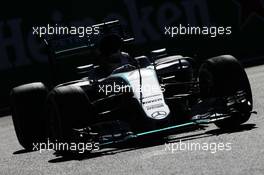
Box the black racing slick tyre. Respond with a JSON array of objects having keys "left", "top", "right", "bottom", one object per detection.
[
  {"left": 199, "top": 55, "right": 253, "bottom": 129},
  {"left": 10, "top": 82, "right": 48, "bottom": 150},
  {"left": 47, "top": 85, "right": 94, "bottom": 143}
]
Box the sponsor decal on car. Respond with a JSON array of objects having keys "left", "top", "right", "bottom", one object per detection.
[{"left": 146, "top": 104, "right": 164, "bottom": 111}]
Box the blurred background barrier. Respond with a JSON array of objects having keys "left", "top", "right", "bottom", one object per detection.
[{"left": 0, "top": 0, "right": 264, "bottom": 116}]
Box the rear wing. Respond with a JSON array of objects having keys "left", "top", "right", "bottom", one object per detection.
[
  {"left": 43, "top": 20, "right": 134, "bottom": 59},
  {"left": 42, "top": 20, "right": 134, "bottom": 85}
]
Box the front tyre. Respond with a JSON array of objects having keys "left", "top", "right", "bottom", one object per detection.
[
  {"left": 47, "top": 85, "right": 95, "bottom": 143},
  {"left": 199, "top": 55, "right": 253, "bottom": 129},
  {"left": 10, "top": 82, "right": 48, "bottom": 150}
]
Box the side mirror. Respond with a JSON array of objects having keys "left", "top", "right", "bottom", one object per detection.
[
  {"left": 76, "top": 64, "right": 100, "bottom": 79},
  {"left": 135, "top": 56, "right": 151, "bottom": 68},
  {"left": 150, "top": 48, "right": 167, "bottom": 61}
]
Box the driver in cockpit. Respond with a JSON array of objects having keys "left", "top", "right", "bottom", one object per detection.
[{"left": 98, "top": 34, "right": 136, "bottom": 76}]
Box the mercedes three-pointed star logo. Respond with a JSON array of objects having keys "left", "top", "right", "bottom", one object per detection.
[{"left": 151, "top": 111, "right": 167, "bottom": 119}]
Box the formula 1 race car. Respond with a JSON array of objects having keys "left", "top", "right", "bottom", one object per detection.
[{"left": 10, "top": 21, "right": 254, "bottom": 152}]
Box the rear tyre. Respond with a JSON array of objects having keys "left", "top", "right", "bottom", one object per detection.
[
  {"left": 10, "top": 82, "right": 48, "bottom": 150},
  {"left": 199, "top": 55, "right": 253, "bottom": 129},
  {"left": 47, "top": 85, "right": 94, "bottom": 143}
]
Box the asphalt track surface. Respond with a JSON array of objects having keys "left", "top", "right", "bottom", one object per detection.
[{"left": 0, "top": 65, "right": 263, "bottom": 175}]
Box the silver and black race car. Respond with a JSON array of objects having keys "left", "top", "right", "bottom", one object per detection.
[{"left": 10, "top": 21, "right": 255, "bottom": 153}]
